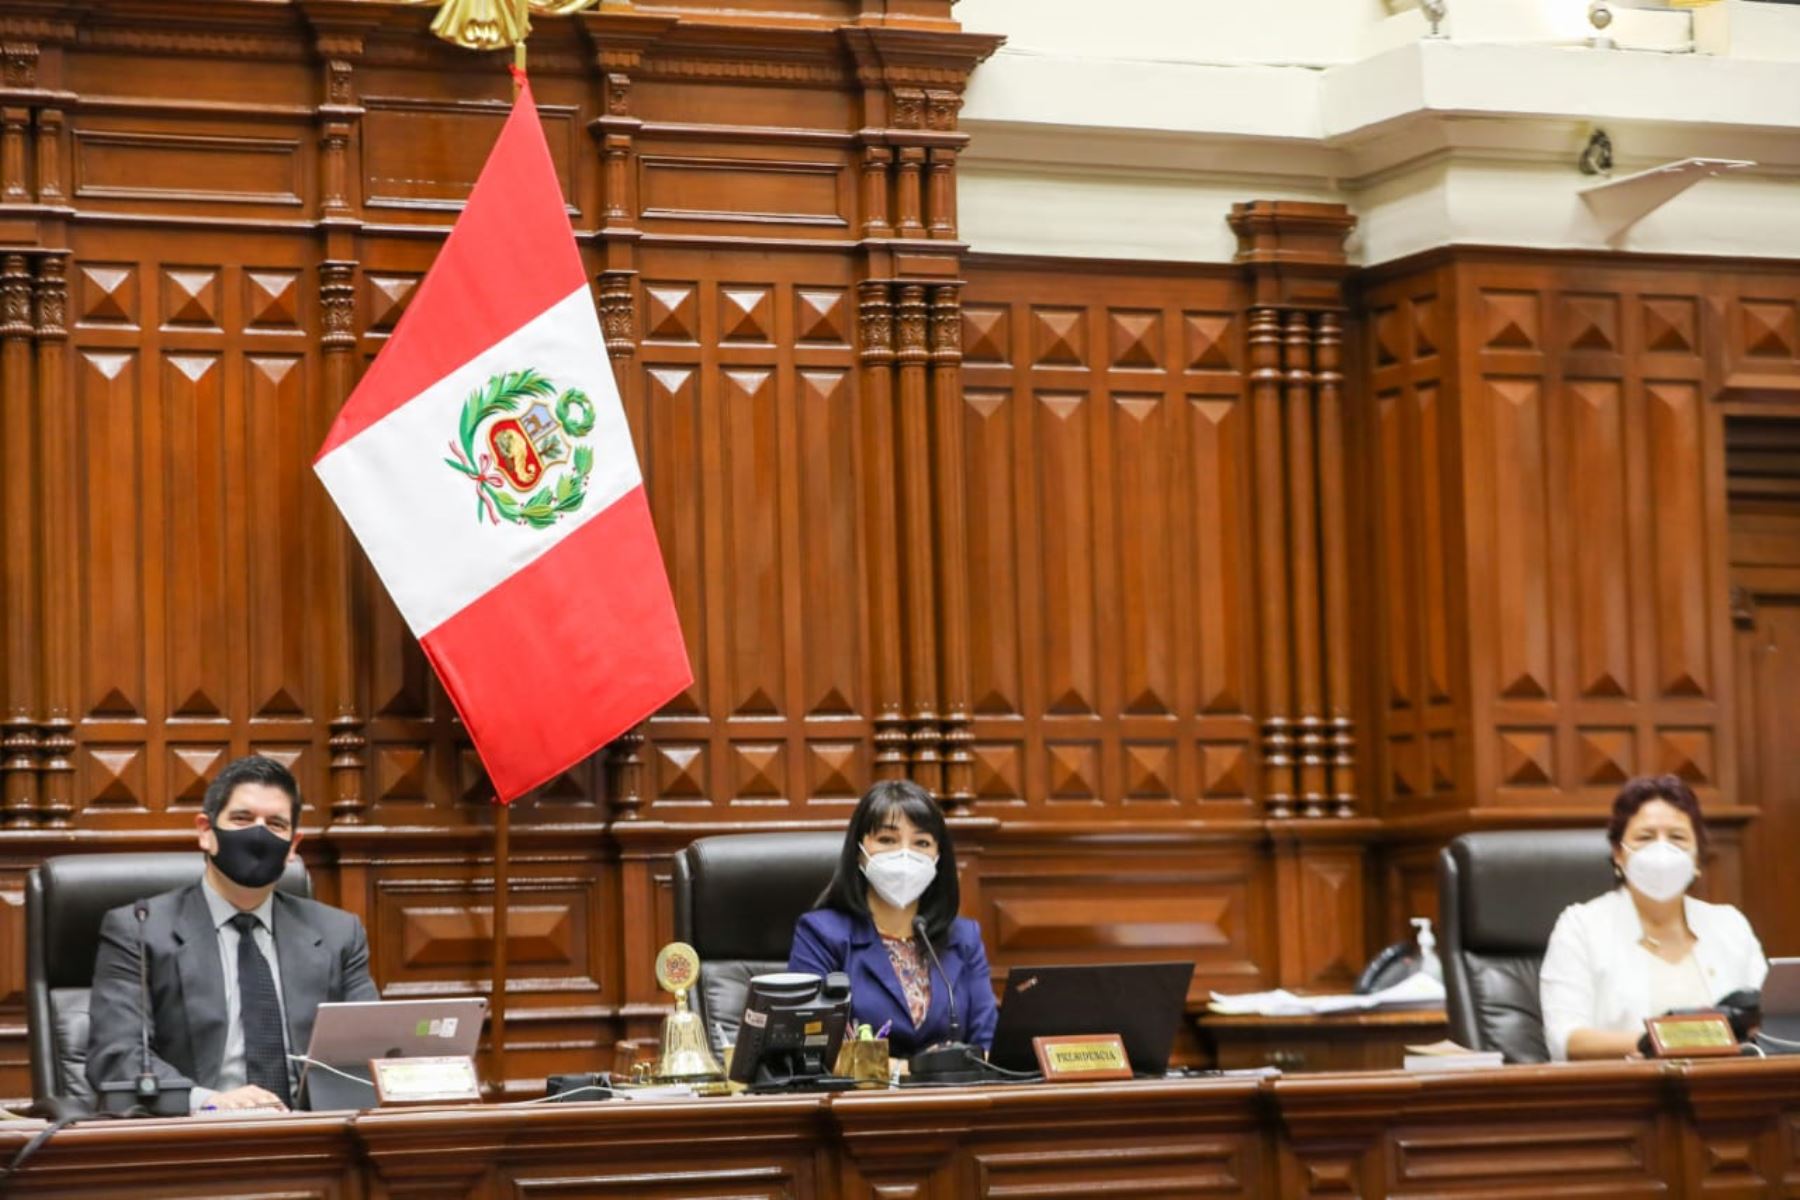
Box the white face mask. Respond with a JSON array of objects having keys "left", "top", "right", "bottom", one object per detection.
[
  {"left": 861, "top": 847, "right": 937, "bottom": 909},
  {"left": 1623, "top": 839, "right": 1696, "bottom": 903}
]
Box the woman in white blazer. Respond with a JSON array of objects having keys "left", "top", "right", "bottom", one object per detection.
[{"left": 1540, "top": 775, "right": 1767, "bottom": 1060}]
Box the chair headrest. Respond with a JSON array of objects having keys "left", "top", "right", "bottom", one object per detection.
[
  {"left": 1444, "top": 830, "right": 1616, "bottom": 953},
  {"left": 675, "top": 832, "right": 843, "bottom": 962},
  {"left": 32, "top": 852, "right": 311, "bottom": 988}
]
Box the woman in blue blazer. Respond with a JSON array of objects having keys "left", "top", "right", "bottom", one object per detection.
[{"left": 789, "top": 780, "right": 998, "bottom": 1057}]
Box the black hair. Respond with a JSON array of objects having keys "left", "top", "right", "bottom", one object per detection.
[
  {"left": 817, "top": 780, "right": 960, "bottom": 945},
  {"left": 202, "top": 755, "right": 303, "bottom": 829},
  {"left": 1607, "top": 773, "right": 1708, "bottom": 857}
]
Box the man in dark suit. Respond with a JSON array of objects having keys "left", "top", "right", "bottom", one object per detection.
[{"left": 86, "top": 755, "right": 377, "bottom": 1111}]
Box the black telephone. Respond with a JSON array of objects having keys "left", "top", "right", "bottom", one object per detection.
[{"left": 1355, "top": 940, "right": 1421, "bottom": 995}]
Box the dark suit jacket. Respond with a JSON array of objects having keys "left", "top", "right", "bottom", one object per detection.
[
  {"left": 788, "top": 908, "right": 998, "bottom": 1056},
  {"left": 85, "top": 881, "right": 377, "bottom": 1102}
]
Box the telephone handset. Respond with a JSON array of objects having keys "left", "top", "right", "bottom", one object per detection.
[{"left": 1355, "top": 940, "right": 1420, "bottom": 995}]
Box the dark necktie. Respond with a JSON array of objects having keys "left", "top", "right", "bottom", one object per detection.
[{"left": 229, "top": 912, "right": 291, "bottom": 1107}]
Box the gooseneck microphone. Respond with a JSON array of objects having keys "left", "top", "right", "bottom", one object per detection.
[
  {"left": 913, "top": 917, "right": 962, "bottom": 1044},
  {"left": 97, "top": 900, "right": 191, "bottom": 1116},
  {"left": 133, "top": 900, "right": 157, "bottom": 1103}
]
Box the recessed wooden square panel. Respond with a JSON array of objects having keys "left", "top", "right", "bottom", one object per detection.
[
  {"left": 76, "top": 263, "right": 137, "bottom": 325},
  {"left": 82, "top": 744, "right": 146, "bottom": 811},
  {"left": 1199, "top": 742, "right": 1249, "bottom": 799},
  {"left": 375, "top": 745, "right": 430, "bottom": 803},
  {"left": 396, "top": 896, "right": 577, "bottom": 970},
  {"left": 1031, "top": 306, "right": 1085, "bottom": 366},
  {"left": 160, "top": 266, "right": 220, "bottom": 328},
  {"left": 971, "top": 742, "right": 1023, "bottom": 800},
  {"left": 655, "top": 742, "right": 708, "bottom": 802},
  {"left": 1740, "top": 298, "right": 1797, "bottom": 359},
  {"left": 963, "top": 304, "right": 1008, "bottom": 363},
  {"left": 1122, "top": 741, "right": 1174, "bottom": 800},
  {"left": 719, "top": 284, "right": 774, "bottom": 342},
  {"left": 731, "top": 741, "right": 786, "bottom": 801},
  {"left": 793, "top": 286, "right": 847, "bottom": 343},
  {"left": 1045, "top": 741, "right": 1099, "bottom": 801},
  {"left": 365, "top": 274, "right": 419, "bottom": 332},
  {"left": 1481, "top": 289, "right": 1539, "bottom": 351},
  {"left": 1578, "top": 728, "right": 1634, "bottom": 786},
  {"left": 1657, "top": 728, "right": 1714, "bottom": 784},
  {"left": 244, "top": 269, "right": 300, "bottom": 330},
  {"left": 167, "top": 744, "right": 226, "bottom": 808},
  {"left": 1498, "top": 728, "right": 1555, "bottom": 788},
  {"left": 1642, "top": 295, "right": 1697, "bottom": 354},
  {"left": 1562, "top": 292, "right": 1618, "bottom": 352},
  {"left": 643, "top": 282, "right": 698, "bottom": 341},
  {"left": 1183, "top": 311, "right": 1234, "bottom": 370},
  {"left": 1412, "top": 294, "right": 1438, "bottom": 357},
  {"left": 1108, "top": 308, "right": 1162, "bottom": 369},
  {"left": 1372, "top": 305, "right": 1402, "bottom": 366},
  {"left": 805, "top": 741, "right": 861, "bottom": 800}
]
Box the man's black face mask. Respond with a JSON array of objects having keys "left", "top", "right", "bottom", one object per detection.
[{"left": 209, "top": 820, "right": 291, "bottom": 889}]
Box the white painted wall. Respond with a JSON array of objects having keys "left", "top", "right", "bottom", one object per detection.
[{"left": 955, "top": 1, "right": 1800, "bottom": 264}]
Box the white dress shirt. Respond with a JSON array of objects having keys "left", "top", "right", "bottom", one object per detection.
[
  {"left": 194, "top": 879, "right": 294, "bottom": 1109},
  {"left": 1539, "top": 886, "right": 1767, "bottom": 1061}
]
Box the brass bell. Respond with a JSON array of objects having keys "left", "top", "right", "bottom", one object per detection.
[{"left": 653, "top": 942, "right": 724, "bottom": 1083}]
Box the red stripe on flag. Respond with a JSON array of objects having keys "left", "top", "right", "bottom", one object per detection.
[
  {"left": 419, "top": 486, "right": 692, "bottom": 803},
  {"left": 316, "top": 79, "right": 587, "bottom": 460}
]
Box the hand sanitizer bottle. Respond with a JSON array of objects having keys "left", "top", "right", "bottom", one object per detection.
[{"left": 1411, "top": 917, "right": 1443, "bottom": 983}]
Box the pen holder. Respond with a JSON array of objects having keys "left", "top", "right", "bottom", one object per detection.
[{"left": 834, "top": 1037, "right": 890, "bottom": 1084}]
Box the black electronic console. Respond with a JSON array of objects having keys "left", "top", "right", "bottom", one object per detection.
[{"left": 727, "top": 971, "right": 855, "bottom": 1093}]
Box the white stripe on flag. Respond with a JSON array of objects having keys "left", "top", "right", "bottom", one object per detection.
[{"left": 315, "top": 287, "right": 641, "bottom": 635}]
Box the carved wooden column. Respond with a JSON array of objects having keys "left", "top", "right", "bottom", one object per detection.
[
  {"left": 1314, "top": 310, "right": 1357, "bottom": 815},
  {"left": 1246, "top": 304, "right": 1294, "bottom": 818},
  {"left": 1283, "top": 310, "right": 1326, "bottom": 816},
  {"left": 33, "top": 253, "right": 70, "bottom": 827},
  {"left": 309, "top": 28, "right": 373, "bottom": 826},
  {"left": 1230, "top": 201, "right": 1358, "bottom": 822},
  {"left": 929, "top": 284, "right": 973, "bottom": 811},
  {"left": 859, "top": 281, "right": 909, "bottom": 781},
  {"left": 0, "top": 252, "right": 37, "bottom": 828},
  {"left": 893, "top": 282, "right": 942, "bottom": 795}
]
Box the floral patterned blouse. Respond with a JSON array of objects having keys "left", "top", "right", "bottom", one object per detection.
[{"left": 880, "top": 931, "right": 932, "bottom": 1027}]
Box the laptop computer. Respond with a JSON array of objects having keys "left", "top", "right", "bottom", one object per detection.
[
  {"left": 988, "top": 962, "right": 1194, "bottom": 1075},
  {"left": 301, "top": 997, "right": 488, "bottom": 1110},
  {"left": 1759, "top": 958, "right": 1800, "bottom": 1045}
]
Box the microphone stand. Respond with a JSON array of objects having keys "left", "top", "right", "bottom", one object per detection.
[
  {"left": 907, "top": 918, "right": 986, "bottom": 1084},
  {"left": 97, "top": 902, "right": 191, "bottom": 1116}
]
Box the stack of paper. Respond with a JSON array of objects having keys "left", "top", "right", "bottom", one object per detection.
[
  {"left": 1208, "top": 970, "right": 1446, "bottom": 1017},
  {"left": 1403, "top": 1039, "right": 1504, "bottom": 1072}
]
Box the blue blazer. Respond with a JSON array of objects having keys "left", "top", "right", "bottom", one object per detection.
[{"left": 789, "top": 907, "right": 998, "bottom": 1056}]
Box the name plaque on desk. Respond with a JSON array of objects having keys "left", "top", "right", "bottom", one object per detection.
[
  {"left": 1645, "top": 1012, "right": 1739, "bottom": 1058},
  {"left": 370, "top": 1055, "right": 483, "bottom": 1106},
  {"left": 1032, "top": 1034, "right": 1133, "bottom": 1082}
]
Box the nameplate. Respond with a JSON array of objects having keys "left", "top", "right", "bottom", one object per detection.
[
  {"left": 1645, "top": 1012, "right": 1739, "bottom": 1058},
  {"left": 1031, "top": 1034, "right": 1133, "bottom": 1082},
  {"left": 369, "top": 1055, "right": 483, "bottom": 1106}
]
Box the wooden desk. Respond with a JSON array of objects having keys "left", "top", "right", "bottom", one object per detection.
[
  {"left": 1195, "top": 1008, "right": 1449, "bottom": 1072},
  {"left": 4, "top": 1058, "right": 1799, "bottom": 1197}
]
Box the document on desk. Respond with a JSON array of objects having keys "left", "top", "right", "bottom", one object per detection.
[{"left": 1208, "top": 971, "right": 1445, "bottom": 1016}]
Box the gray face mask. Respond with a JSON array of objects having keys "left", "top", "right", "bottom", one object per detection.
[{"left": 209, "top": 821, "right": 291, "bottom": 889}]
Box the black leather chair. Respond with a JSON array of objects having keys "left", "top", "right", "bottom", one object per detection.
[
  {"left": 1438, "top": 829, "right": 1615, "bottom": 1062},
  {"left": 25, "top": 852, "right": 311, "bottom": 1109},
  {"left": 671, "top": 832, "right": 842, "bottom": 1057}
]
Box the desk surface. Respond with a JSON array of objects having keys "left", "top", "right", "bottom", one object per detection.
[{"left": 5, "top": 1058, "right": 1798, "bottom": 1197}]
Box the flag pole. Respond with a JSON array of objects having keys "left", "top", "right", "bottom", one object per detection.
[{"left": 490, "top": 44, "right": 523, "bottom": 1101}]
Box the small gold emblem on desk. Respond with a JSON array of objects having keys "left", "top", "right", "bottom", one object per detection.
[
  {"left": 1031, "top": 1034, "right": 1133, "bottom": 1082},
  {"left": 1644, "top": 1011, "right": 1739, "bottom": 1058},
  {"left": 369, "top": 1055, "right": 482, "bottom": 1106},
  {"left": 653, "top": 941, "right": 727, "bottom": 1086}
]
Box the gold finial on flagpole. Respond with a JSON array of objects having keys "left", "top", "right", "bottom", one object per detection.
[{"left": 408, "top": 0, "right": 600, "bottom": 52}]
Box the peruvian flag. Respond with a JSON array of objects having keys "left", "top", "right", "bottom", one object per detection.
[{"left": 314, "top": 76, "right": 690, "bottom": 803}]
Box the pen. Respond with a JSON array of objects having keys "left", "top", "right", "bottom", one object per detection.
[{"left": 874, "top": 1020, "right": 892, "bottom": 1040}]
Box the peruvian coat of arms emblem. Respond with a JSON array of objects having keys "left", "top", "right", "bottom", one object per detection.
[{"left": 444, "top": 369, "right": 597, "bottom": 528}]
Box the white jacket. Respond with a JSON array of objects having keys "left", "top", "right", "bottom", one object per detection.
[{"left": 1539, "top": 887, "right": 1767, "bottom": 1061}]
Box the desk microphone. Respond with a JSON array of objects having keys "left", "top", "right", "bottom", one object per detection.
[
  {"left": 908, "top": 918, "right": 985, "bottom": 1084},
  {"left": 98, "top": 900, "right": 191, "bottom": 1116},
  {"left": 913, "top": 917, "right": 961, "bottom": 1043}
]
